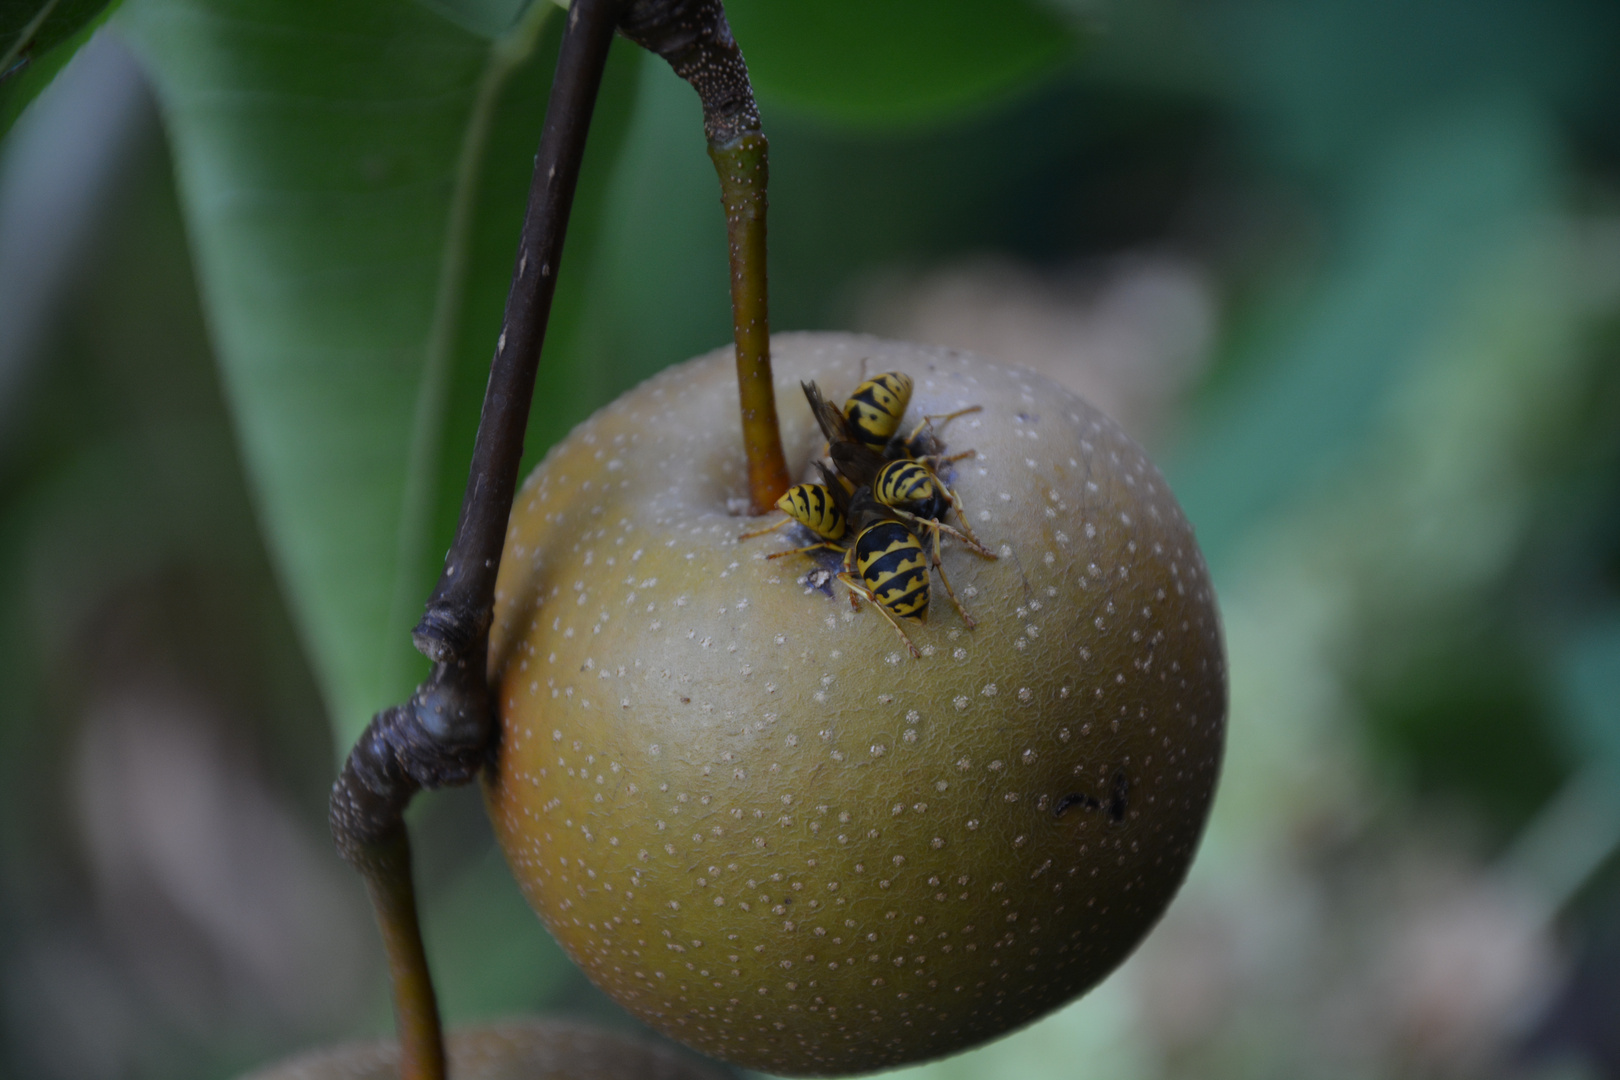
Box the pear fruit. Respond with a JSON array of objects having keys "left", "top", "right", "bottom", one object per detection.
[
  {"left": 485, "top": 333, "right": 1225, "bottom": 1075},
  {"left": 241, "top": 1018, "right": 728, "bottom": 1079}
]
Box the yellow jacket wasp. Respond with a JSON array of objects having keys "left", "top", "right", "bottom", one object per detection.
[{"left": 740, "top": 374, "right": 995, "bottom": 655}]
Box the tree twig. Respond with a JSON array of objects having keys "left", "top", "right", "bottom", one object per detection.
[
  {"left": 327, "top": 3, "right": 783, "bottom": 1074},
  {"left": 327, "top": 2, "right": 623, "bottom": 1075}
]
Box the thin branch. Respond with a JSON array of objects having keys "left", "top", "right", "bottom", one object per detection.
[
  {"left": 328, "top": 4, "right": 782, "bottom": 1074},
  {"left": 357, "top": 831, "right": 442, "bottom": 1080},
  {"left": 385, "top": 0, "right": 555, "bottom": 699},
  {"left": 413, "top": 0, "right": 623, "bottom": 663},
  {"left": 328, "top": 3, "right": 623, "bottom": 1075}
]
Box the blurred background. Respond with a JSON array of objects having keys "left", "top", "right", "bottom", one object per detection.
[{"left": 2, "top": 0, "right": 1618, "bottom": 1077}]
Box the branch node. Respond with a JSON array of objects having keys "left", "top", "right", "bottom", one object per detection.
[
  {"left": 620, "top": 0, "right": 760, "bottom": 145},
  {"left": 328, "top": 651, "right": 492, "bottom": 867}
]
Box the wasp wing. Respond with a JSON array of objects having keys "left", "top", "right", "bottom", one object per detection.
[{"left": 802, "top": 380, "right": 883, "bottom": 487}]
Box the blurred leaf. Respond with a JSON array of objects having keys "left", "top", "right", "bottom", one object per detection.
[
  {"left": 412, "top": 0, "right": 535, "bottom": 40},
  {"left": 2, "top": 0, "right": 112, "bottom": 70},
  {"left": 581, "top": 60, "right": 731, "bottom": 399},
  {"left": 1558, "top": 615, "right": 1620, "bottom": 768},
  {"left": 726, "top": 0, "right": 1079, "bottom": 129},
  {"left": 1203, "top": 0, "right": 1615, "bottom": 179},
  {"left": 1363, "top": 629, "right": 1568, "bottom": 833},
  {"left": 1170, "top": 97, "right": 1557, "bottom": 569},
  {"left": 0, "top": 0, "right": 120, "bottom": 139},
  {"left": 428, "top": 843, "right": 574, "bottom": 1025},
  {"left": 117, "top": 0, "right": 639, "bottom": 754}
]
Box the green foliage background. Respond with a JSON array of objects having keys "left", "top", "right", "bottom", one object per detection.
[{"left": 2, "top": 0, "right": 1618, "bottom": 1078}]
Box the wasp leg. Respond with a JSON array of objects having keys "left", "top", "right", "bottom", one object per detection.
[
  {"left": 738, "top": 515, "right": 791, "bottom": 542},
  {"left": 914, "top": 520, "right": 977, "bottom": 629},
  {"left": 766, "top": 541, "right": 844, "bottom": 561},
  {"left": 836, "top": 571, "right": 921, "bottom": 657},
  {"left": 938, "top": 481, "right": 992, "bottom": 553},
  {"left": 902, "top": 405, "right": 982, "bottom": 446},
  {"left": 840, "top": 544, "right": 862, "bottom": 611},
  {"left": 935, "top": 515, "right": 996, "bottom": 559},
  {"left": 892, "top": 508, "right": 996, "bottom": 561},
  {"left": 938, "top": 517, "right": 995, "bottom": 559},
  {"left": 902, "top": 454, "right": 991, "bottom": 553}
]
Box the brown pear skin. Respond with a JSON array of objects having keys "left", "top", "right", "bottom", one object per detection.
[
  {"left": 240, "top": 1018, "right": 730, "bottom": 1079},
  {"left": 484, "top": 333, "right": 1227, "bottom": 1076}
]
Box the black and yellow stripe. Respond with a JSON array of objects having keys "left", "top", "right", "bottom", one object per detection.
[
  {"left": 854, "top": 521, "right": 929, "bottom": 620},
  {"left": 777, "top": 483, "right": 846, "bottom": 541},
  {"left": 842, "top": 372, "right": 914, "bottom": 451},
  {"left": 873, "top": 459, "right": 947, "bottom": 519}
]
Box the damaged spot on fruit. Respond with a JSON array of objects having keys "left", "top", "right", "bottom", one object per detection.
[
  {"left": 1052, "top": 768, "right": 1131, "bottom": 825},
  {"left": 1052, "top": 792, "right": 1100, "bottom": 818},
  {"left": 1107, "top": 769, "right": 1131, "bottom": 824}
]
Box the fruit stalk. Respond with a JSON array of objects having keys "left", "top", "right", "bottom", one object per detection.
[
  {"left": 328, "top": 657, "right": 492, "bottom": 1080},
  {"left": 712, "top": 133, "right": 785, "bottom": 513},
  {"left": 621, "top": 0, "right": 790, "bottom": 512},
  {"left": 358, "top": 830, "right": 442, "bottom": 1080}
]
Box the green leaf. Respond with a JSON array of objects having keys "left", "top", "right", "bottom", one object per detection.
[
  {"left": 1, "top": 0, "right": 121, "bottom": 140},
  {"left": 724, "top": 0, "right": 1081, "bottom": 129},
  {"left": 117, "top": 0, "right": 641, "bottom": 755},
  {"left": 410, "top": 0, "right": 540, "bottom": 41},
  {"left": 3, "top": 0, "right": 111, "bottom": 69},
  {"left": 1559, "top": 615, "right": 1620, "bottom": 769}
]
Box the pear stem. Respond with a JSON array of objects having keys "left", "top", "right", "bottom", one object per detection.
[
  {"left": 620, "top": 0, "right": 789, "bottom": 512},
  {"left": 359, "top": 830, "right": 444, "bottom": 1080},
  {"left": 712, "top": 133, "right": 789, "bottom": 512}
]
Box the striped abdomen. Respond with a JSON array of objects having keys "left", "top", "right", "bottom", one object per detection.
[
  {"left": 842, "top": 372, "right": 914, "bottom": 451},
  {"left": 778, "top": 483, "right": 845, "bottom": 541},
  {"left": 854, "top": 522, "right": 929, "bottom": 620},
  {"left": 874, "top": 459, "right": 946, "bottom": 519}
]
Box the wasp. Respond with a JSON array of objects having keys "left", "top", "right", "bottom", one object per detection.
[
  {"left": 842, "top": 371, "right": 915, "bottom": 451},
  {"left": 805, "top": 378, "right": 994, "bottom": 565},
  {"left": 836, "top": 485, "right": 980, "bottom": 654},
  {"left": 803, "top": 378, "right": 882, "bottom": 483},
  {"left": 741, "top": 464, "right": 973, "bottom": 656},
  {"left": 738, "top": 463, "right": 848, "bottom": 558},
  {"left": 840, "top": 522, "right": 929, "bottom": 656},
  {"left": 872, "top": 456, "right": 992, "bottom": 560},
  {"left": 840, "top": 369, "right": 983, "bottom": 460}
]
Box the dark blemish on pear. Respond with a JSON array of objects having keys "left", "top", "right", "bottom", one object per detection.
[
  {"left": 1053, "top": 769, "right": 1130, "bottom": 824},
  {"left": 1052, "top": 792, "right": 1100, "bottom": 818},
  {"left": 1107, "top": 769, "right": 1130, "bottom": 825}
]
